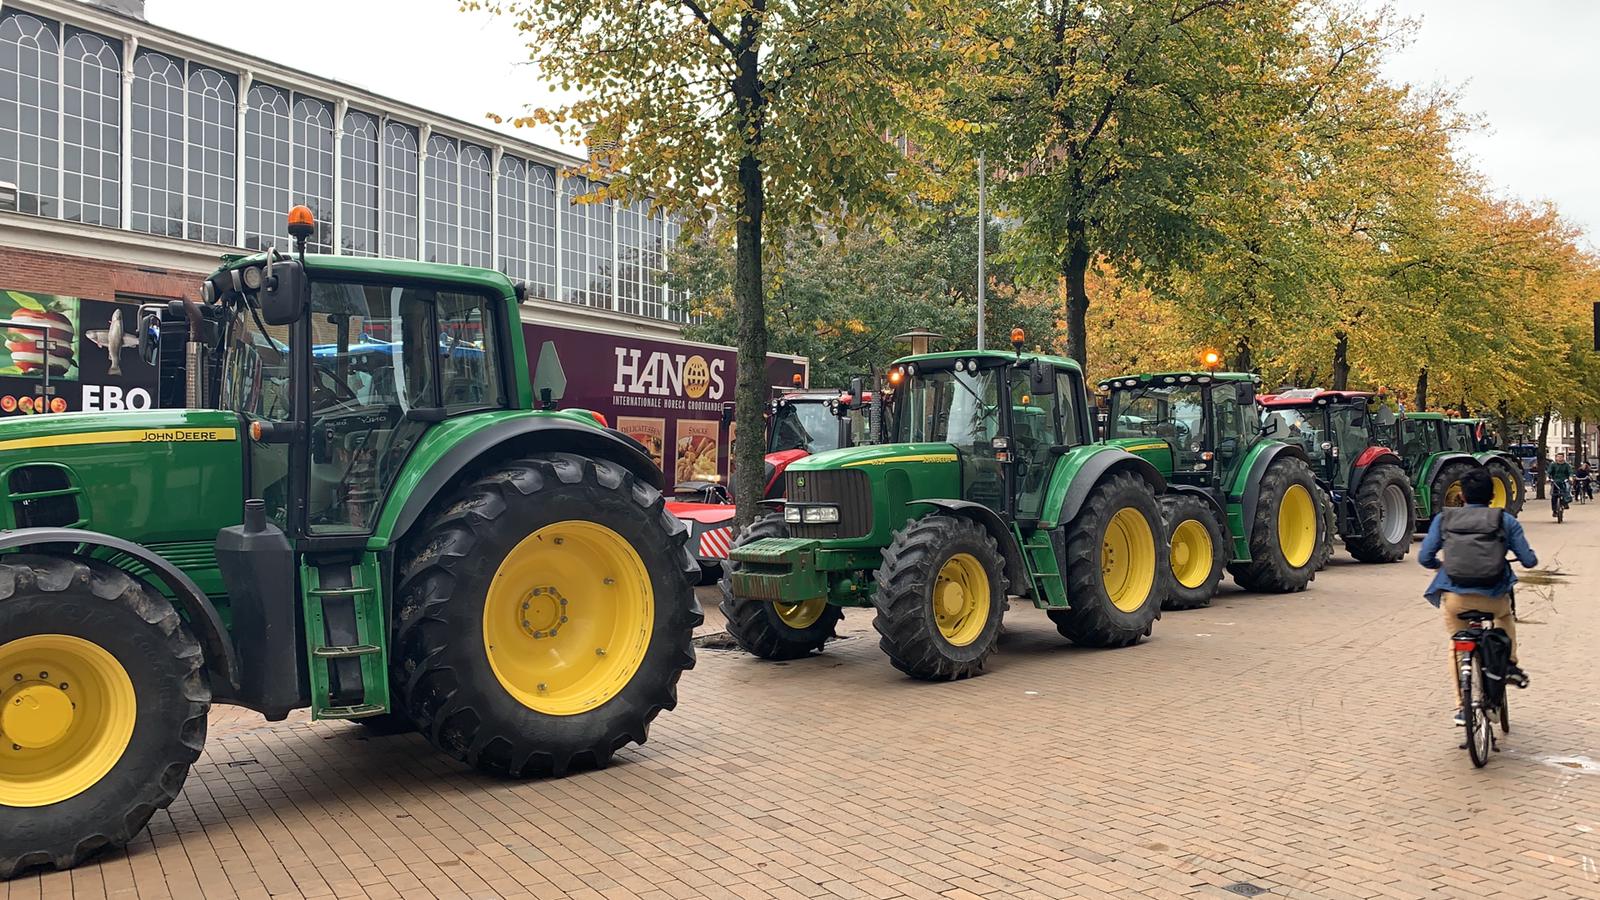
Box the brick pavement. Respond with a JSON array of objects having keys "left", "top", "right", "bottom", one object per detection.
[{"left": 4, "top": 506, "right": 1597, "bottom": 899}]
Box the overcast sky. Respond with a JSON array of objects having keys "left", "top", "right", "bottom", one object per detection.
[{"left": 144, "top": 0, "right": 1597, "bottom": 246}]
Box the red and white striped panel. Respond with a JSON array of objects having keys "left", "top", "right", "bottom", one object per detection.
[{"left": 698, "top": 525, "right": 734, "bottom": 560}]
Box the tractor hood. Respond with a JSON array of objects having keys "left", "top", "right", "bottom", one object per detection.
[
  {"left": 0, "top": 408, "right": 241, "bottom": 449},
  {"left": 788, "top": 441, "right": 958, "bottom": 473},
  {"left": 1101, "top": 436, "right": 1175, "bottom": 476}
]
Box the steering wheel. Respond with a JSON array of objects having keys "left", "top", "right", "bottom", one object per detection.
[{"left": 310, "top": 363, "right": 360, "bottom": 407}]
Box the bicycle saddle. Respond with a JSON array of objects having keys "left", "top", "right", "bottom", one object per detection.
[{"left": 1456, "top": 610, "right": 1496, "bottom": 623}]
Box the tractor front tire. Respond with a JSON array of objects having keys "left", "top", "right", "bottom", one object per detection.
[
  {"left": 1311, "top": 486, "right": 1338, "bottom": 572},
  {"left": 1050, "top": 472, "right": 1165, "bottom": 646},
  {"left": 1345, "top": 464, "right": 1416, "bottom": 563},
  {"left": 0, "top": 556, "right": 209, "bottom": 880},
  {"left": 720, "top": 514, "right": 843, "bottom": 660},
  {"left": 1484, "top": 457, "right": 1524, "bottom": 516},
  {"left": 1427, "top": 460, "right": 1480, "bottom": 525},
  {"left": 1159, "top": 494, "right": 1226, "bottom": 611},
  {"left": 392, "top": 452, "right": 701, "bottom": 779},
  {"left": 872, "top": 515, "right": 1007, "bottom": 680},
  {"left": 1231, "top": 457, "right": 1325, "bottom": 593}
]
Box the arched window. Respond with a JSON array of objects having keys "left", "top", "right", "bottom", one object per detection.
[
  {"left": 459, "top": 143, "right": 492, "bottom": 268},
  {"left": 291, "top": 95, "right": 333, "bottom": 251},
  {"left": 496, "top": 154, "right": 530, "bottom": 281},
  {"left": 185, "top": 66, "right": 236, "bottom": 244},
  {"left": 382, "top": 121, "right": 418, "bottom": 259},
  {"left": 130, "top": 50, "right": 184, "bottom": 237},
  {"left": 341, "top": 110, "right": 379, "bottom": 256},
  {"left": 0, "top": 11, "right": 60, "bottom": 217},
  {"left": 244, "top": 83, "right": 291, "bottom": 251},
  {"left": 61, "top": 29, "right": 120, "bottom": 226},
  {"left": 560, "top": 175, "right": 590, "bottom": 305},
  {"left": 528, "top": 164, "right": 557, "bottom": 300},
  {"left": 424, "top": 134, "right": 459, "bottom": 263},
  {"left": 616, "top": 199, "right": 644, "bottom": 317}
]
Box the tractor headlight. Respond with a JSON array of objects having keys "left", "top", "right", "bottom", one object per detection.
[
  {"left": 801, "top": 505, "right": 840, "bottom": 524},
  {"left": 784, "top": 506, "right": 803, "bottom": 524}
]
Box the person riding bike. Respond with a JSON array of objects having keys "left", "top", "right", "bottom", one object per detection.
[
  {"left": 1577, "top": 459, "right": 1594, "bottom": 501},
  {"left": 1419, "top": 468, "right": 1536, "bottom": 726},
  {"left": 1548, "top": 453, "right": 1573, "bottom": 513}
]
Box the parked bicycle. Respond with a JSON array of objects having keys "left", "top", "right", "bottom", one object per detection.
[{"left": 1453, "top": 609, "right": 1513, "bottom": 768}]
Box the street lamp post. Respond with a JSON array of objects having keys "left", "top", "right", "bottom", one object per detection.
[{"left": 977, "top": 153, "right": 987, "bottom": 350}]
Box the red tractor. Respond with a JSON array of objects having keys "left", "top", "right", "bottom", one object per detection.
[
  {"left": 1258, "top": 390, "right": 1417, "bottom": 562},
  {"left": 669, "top": 384, "right": 873, "bottom": 580}
]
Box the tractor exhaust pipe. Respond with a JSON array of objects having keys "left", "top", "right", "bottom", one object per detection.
[{"left": 182, "top": 298, "right": 204, "bottom": 408}]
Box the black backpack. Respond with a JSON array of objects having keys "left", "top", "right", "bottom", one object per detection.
[
  {"left": 1475, "top": 627, "right": 1514, "bottom": 707},
  {"left": 1440, "top": 507, "right": 1507, "bottom": 588}
]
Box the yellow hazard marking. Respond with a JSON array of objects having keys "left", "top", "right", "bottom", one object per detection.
[
  {"left": 0, "top": 427, "right": 238, "bottom": 452},
  {"left": 1121, "top": 442, "right": 1169, "bottom": 454},
  {"left": 843, "top": 453, "right": 958, "bottom": 467}
]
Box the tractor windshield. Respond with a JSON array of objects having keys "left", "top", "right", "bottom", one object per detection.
[
  {"left": 769, "top": 401, "right": 841, "bottom": 454},
  {"left": 894, "top": 367, "right": 1001, "bottom": 449},
  {"left": 1107, "top": 385, "right": 1205, "bottom": 454},
  {"left": 1263, "top": 407, "right": 1326, "bottom": 468}
]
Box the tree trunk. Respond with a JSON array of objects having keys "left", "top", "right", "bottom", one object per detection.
[
  {"left": 1414, "top": 367, "right": 1429, "bottom": 411},
  {"left": 1496, "top": 400, "right": 1510, "bottom": 449},
  {"left": 1233, "top": 335, "right": 1252, "bottom": 373},
  {"left": 1535, "top": 405, "right": 1552, "bottom": 500},
  {"left": 731, "top": 27, "right": 767, "bottom": 530},
  {"left": 1331, "top": 331, "right": 1350, "bottom": 391},
  {"left": 1061, "top": 226, "right": 1091, "bottom": 369}
]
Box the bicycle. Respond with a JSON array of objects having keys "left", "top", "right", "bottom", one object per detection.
[
  {"left": 1453, "top": 610, "right": 1511, "bottom": 768},
  {"left": 1551, "top": 478, "right": 1570, "bottom": 523},
  {"left": 1577, "top": 477, "right": 1593, "bottom": 505}
]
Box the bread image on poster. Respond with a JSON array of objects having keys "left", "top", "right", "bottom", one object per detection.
[
  {"left": 617, "top": 416, "right": 667, "bottom": 470},
  {"left": 675, "top": 419, "right": 720, "bottom": 484}
]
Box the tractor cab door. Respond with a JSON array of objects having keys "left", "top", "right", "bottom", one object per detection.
[
  {"left": 1007, "top": 365, "right": 1072, "bottom": 523},
  {"left": 1209, "top": 381, "right": 1256, "bottom": 487},
  {"left": 1328, "top": 403, "right": 1369, "bottom": 487}
]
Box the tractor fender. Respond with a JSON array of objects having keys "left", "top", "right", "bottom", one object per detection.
[
  {"left": 908, "top": 499, "right": 1030, "bottom": 597},
  {"left": 1164, "top": 483, "right": 1226, "bottom": 525},
  {"left": 1349, "top": 448, "right": 1404, "bottom": 497},
  {"left": 1237, "top": 442, "right": 1313, "bottom": 533},
  {"left": 1420, "top": 451, "right": 1481, "bottom": 486},
  {"left": 1057, "top": 449, "right": 1166, "bottom": 525},
  {"left": 0, "top": 527, "right": 238, "bottom": 691},
  {"left": 389, "top": 416, "right": 663, "bottom": 540}
]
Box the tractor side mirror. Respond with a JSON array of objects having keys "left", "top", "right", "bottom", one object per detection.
[
  {"left": 845, "top": 376, "right": 867, "bottom": 410},
  {"left": 137, "top": 311, "right": 161, "bottom": 367},
  {"left": 1261, "top": 413, "right": 1287, "bottom": 439},
  {"left": 720, "top": 402, "right": 736, "bottom": 427},
  {"left": 1028, "top": 360, "right": 1056, "bottom": 395},
  {"left": 1239, "top": 382, "right": 1257, "bottom": 408},
  {"left": 1374, "top": 406, "right": 1396, "bottom": 427},
  {"left": 259, "top": 256, "right": 309, "bottom": 326}
]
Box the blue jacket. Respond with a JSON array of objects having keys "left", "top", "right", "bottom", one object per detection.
[{"left": 1418, "top": 504, "right": 1537, "bottom": 606}]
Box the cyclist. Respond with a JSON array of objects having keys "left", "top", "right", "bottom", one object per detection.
[
  {"left": 1576, "top": 459, "right": 1594, "bottom": 502},
  {"left": 1548, "top": 452, "right": 1573, "bottom": 514},
  {"left": 1419, "top": 468, "right": 1537, "bottom": 726}
]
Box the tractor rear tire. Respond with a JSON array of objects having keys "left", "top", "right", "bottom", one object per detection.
[
  {"left": 1230, "top": 456, "right": 1325, "bottom": 593},
  {"left": 1159, "top": 494, "right": 1226, "bottom": 611},
  {"left": 872, "top": 515, "right": 1007, "bottom": 680},
  {"left": 1427, "top": 459, "right": 1479, "bottom": 524},
  {"left": 1484, "top": 457, "right": 1524, "bottom": 516},
  {"left": 1312, "top": 486, "right": 1337, "bottom": 572},
  {"left": 1050, "top": 471, "right": 1165, "bottom": 646},
  {"left": 720, "top": 514, "right": 844, "bottom": 660},
  {"left": 1345, "top": 464, "right": 1415, "bottom": 563},
  {"left": 0, "top": 556, "right": 209, "bottom": 880},
  {"left": 392, "top": 452, "right": 701, "bottom": 779}
]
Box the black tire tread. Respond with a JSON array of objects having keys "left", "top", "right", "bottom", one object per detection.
[
  {"left": 391, "top": 452, "right": 700, "bottom": 779},
  {"left": 1231, "top": 456, "right": 1324, "bottom": 593},
  {"left": 1050, "top": 471, "right": 1165, "bottom": 647},
  {"left": 719, "top": 514, "right": 843, "bottom": 660},
  {"left": 1426, "top": 459, "right": 1480, "bottom": 525},
  {"left": 1345, "top": 463, "right": 1415, "bottom": 563},
  {"left": 1158, "top": 494, "right": 1225, "bottom": 611},
  {"left": 0, "top": 556, "right": 209, "bottom": 880},
  {"left": 872, "top": 515, "right": 1007, "bottom": 680}
]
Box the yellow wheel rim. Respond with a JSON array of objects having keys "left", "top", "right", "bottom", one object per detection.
[
  {"left": 482, "top": 521, "right": 654, "bottom": 717},
  {"left": 932, "top": 553, "right": 991, "bottom": 647},
  {"left": 1169, "top": 518, "right": 1214, "bottom": 590},
  {"left": 0, "top": 635, "right": 136, "bottom": 808},
  {"left": 1277, "top": 484, "right": 1317, "bottom": 569},
  {"left": 1490, "top": 476, "right": 1508, "bottom": 509},
  {"left": 774, "top": 599, "right": 827, "bottom": 629},
  {"left": 1103, "top": 507, "right": 1157, "bottom": 613},
  {"left": 1442, "top": 481, "right": 1465, "bottom": 508}
]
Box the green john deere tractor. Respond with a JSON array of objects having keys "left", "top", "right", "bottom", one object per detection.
[
  {"left": 1393, "top": 411, "right": 1491, "bottom": 529},
  {"left": 721, "top": 340, "right": 1169, "bottom": 680},
  {"left": 1445, "top": 417, "right": 1525, "bottom": 515},
  {"left": 1099, "top": 371, "right": 1334, "bottom": 609},
  {"left": 0, "top": 212, "right": 699, "bottom": 878}
]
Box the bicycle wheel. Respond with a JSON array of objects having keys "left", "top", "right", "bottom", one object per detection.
[
  {"left": 1500, "top": 690, "right": 1511, "bottom": 734},
  {"left": 1466, "top": 655, "right": 1492, "bottom": 768}
]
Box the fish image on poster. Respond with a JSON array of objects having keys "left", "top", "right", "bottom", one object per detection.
[{"left": 85, "top": 308, "right": 138, "bottom": 377}]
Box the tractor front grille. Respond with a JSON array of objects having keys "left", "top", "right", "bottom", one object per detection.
[{"left": 786, "top": 469, "right": 872, "bottom": 540}]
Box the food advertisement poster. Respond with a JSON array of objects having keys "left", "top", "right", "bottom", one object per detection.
[
  {"left": 674, "top": 419, "right": 720, "bottom": 483},
  {"left": 617, "top": 416, "right": 666, "bottom": 469},
  {"left": 0, "top": 290, "right": 154, "bottom": 417}
]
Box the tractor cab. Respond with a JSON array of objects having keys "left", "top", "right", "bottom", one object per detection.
[
  {"left": 1393, "top": 411, "right": 1511, "bottom": 523},
  {"left": 1099, "top": 371, "right": 1262, "bottom": 496}
]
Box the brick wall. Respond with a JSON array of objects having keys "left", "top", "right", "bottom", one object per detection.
[{"left": 0, "top": 245, "right": 205, "bottom": 302}]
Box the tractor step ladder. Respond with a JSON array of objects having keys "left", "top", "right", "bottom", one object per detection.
[
  {"left": 1019, "top": 527, "right": 1070, "bottom": 609},
  {"left": 301, "top": 556, "right": 391, "bottom": 720}
]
